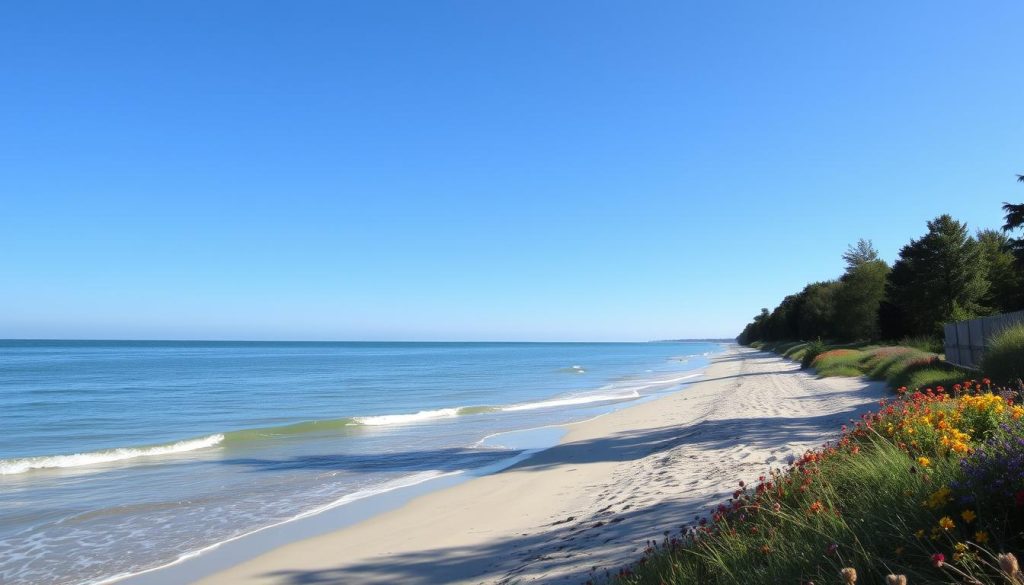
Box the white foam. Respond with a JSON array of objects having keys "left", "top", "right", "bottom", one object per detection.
[
  {"left": 0, "top": 434, "right": 224, "bottom": 476},
  {"left": 353, "top": 408, "right": 461, "bottom": 426},
  {"left": 501, "top": 390, "right": 641, "bottom": 412}
]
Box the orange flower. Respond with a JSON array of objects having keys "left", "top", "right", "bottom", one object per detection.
[{"left": 809, "top": 501, "right": 824, "bottom": 514}]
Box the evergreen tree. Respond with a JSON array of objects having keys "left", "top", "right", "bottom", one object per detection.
[
  {"left": 1002, "top": 174, "right": 1024, "bottom": 262},
  {"left": 886, "top": 215, "right": 988, "bottom": 336},
  {"left": 842, "top": 238, "right": 880, "bottom": 268},
  {"left": 977, "top": 229, "right": 1024, "bottom": 313},
  {"left": 834, "top": 239, "right": 889, "bottom": 341}
]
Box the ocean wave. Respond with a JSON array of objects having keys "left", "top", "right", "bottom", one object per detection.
[
  {"left": 0, "top": 434, "right": 224, "bottom": 476},
  {"left": 4, "top": 371, "right": 701, "bottom": 474},
  {"left": 353, "top": 408, "right": 463, "bottom": 426},
  {"left": 501, "top": 390, "right": 641, "bottom": 411}
]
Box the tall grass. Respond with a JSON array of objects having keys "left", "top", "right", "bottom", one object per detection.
[
  {"left": 615, "top": 388, "right": 1024, "bottom": 585},
  {"left": 615, "top": 436, "right": 959, "bottom": 584},
  {"left": 811, "top": 349, "right": 866, "bottom": 376},
  {"left": 755, "top": 342, "right": 972, "bottom": 393},
  {"left": 981, "top": 323, "right": 1024, "bottom": 385},
  {"left": 897, "top": 335, "right": 944, "bottom": 354}
]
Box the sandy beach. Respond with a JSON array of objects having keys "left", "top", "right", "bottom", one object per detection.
[{"left": 187, "top": 346, "right": 887, "bottom": 585}]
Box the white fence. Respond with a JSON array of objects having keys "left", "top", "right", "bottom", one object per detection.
[{"left": 944, "top": 310, "right": 1024, "bottom": 369}]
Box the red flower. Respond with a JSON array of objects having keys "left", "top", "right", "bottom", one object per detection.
[
  {"left": 931, "top": 552, "right": 945, "bottom": 567},
  {"left": 1015, "top": 490, "right": 1024, "bottom": 508}
]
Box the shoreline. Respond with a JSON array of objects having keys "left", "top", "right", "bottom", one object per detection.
[
  {"left": 138, "top": 345, "right": 887, "bottom": 584},
  {"left": 114, "top": 354, "right": 713, "bottom": 585}
]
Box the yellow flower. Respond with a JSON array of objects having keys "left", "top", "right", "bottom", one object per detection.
[
  {"left": 925, "top": 486, "right": 953, "bottom": 509},
  {"left": 915, "top": 529, "right": 925, "bottom": 539},
  {"left": 975, "top": 530, "right": 989, "bottom": 543},
  {"left": 918, "top": 456, "right": 931, "bottom": 468},
  {"left": 939, "top": 516, "right": 955, "bottom": 531},
  {"left": 961, "top": 509, "right": 976, "bottom": 523}
]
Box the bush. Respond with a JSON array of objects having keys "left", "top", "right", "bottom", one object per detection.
[
  {"left": 981, "top": 323, "right": 1024, "bottom": 386},
  {"left": 800, "top": 339, "right": 828, "bottom": 369}
]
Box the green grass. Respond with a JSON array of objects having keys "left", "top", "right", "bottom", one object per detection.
[
  {"left": 749, "top": 341, "right": 972, "bottom": 393},
  {"left": 897, "top": 366, "right": 972, "bottom": 392},
  {"left": 981, "top": 323, "right": 1024, "bottom": 385},
  {"left": 615, "top": 436, "right": 962, "bottom": 585},
  {"left": 897, "top": 335, "right": 945, "bottom": 354},
  {"left": 817, "top": 365, "right": 863, "bottom": 377}
]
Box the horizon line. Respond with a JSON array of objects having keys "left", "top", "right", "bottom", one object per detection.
[{"left": 0, "top": 337, "right": 737, "bottom": 344}]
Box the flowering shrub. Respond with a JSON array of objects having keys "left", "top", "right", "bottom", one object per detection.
[
  {"left": 952, "top": 421, "right": 1024, "bottom": 547},
  {"left": 615, "top": 378, "right": 1024, "bottom": 585}
]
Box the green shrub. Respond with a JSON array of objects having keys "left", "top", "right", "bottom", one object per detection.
[
  {"left": 981, "top": 323, "right": 1024, "bottom": 385},
  {"left": 800, "top": 339, "right": 828, "bottom": 369}
]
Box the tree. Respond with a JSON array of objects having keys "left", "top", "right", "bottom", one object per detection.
[
  {"left": 834, "top": 240, "right": 889, "bottom": 341},
  {"left": 886, "top": 215, "right": 989, "bottom": 336},
  {"left": 842, "top": 238, "right": 880, "bottom": 269},
  {"left": 977, "top": 229, "right": 1024, "bottom": 313},
  {"left": 737, "top": 308, "right": 772, "bottom": 344},
  {"left": 1002, "top": 174, "right": 1024, "bottom": 262},
  {"left": 797, "top": 281, "right": 840, "bottom": 340}
]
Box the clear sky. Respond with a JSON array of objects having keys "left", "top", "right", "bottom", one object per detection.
[{"left": 2, "top": 1, "right": 1022, "bottom": 341}]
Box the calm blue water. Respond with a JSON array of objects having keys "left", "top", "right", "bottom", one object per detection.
[{"left": 0, "top": 340, "right": 718, "bottom": 585}]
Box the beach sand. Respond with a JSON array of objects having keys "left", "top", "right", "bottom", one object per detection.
[{"left": 195, "top": 346, "right": 887, "bottom": 585}]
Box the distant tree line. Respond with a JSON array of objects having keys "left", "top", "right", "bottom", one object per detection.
[{"left": 737, "top": 176, "right": 1024, "bottom": 345}]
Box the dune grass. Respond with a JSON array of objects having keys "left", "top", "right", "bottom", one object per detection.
[
  {"left": 981, "top": 323, "right": 1024, "bottom": 386},
  {"left": 614, "top": 385, "right": 1023, "bottom": 585},
  {"left": 752, "top": 341, "right": 972, "bottom": 393}
]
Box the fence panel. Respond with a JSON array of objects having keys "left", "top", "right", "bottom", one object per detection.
[{"left": 944, "top": 310, "right": 1024, "bottom": 369}]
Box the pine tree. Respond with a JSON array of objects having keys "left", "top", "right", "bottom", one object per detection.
[{"left": 886, "top": 215, "right": 988, "bottom": 336}]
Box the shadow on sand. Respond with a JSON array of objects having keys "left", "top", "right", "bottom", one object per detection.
[{"left": 224, "top": 380, "right": 883, "bottom": 585}]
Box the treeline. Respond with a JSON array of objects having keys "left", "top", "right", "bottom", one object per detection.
[{"left": 738, "top": 177, "right": 1024, "bottom": 345}]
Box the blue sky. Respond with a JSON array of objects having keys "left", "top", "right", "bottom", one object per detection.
[{"left": 2, "top": 1, "right": 1022, "bottom": 341}]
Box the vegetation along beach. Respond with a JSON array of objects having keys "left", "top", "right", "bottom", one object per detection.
[{"left": 3, "top": 2, "right": 1024, "bottom": 584}]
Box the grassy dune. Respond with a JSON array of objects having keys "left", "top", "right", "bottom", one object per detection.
[{"left": 750, "top": 341, "right": 972, "bottom": 393}]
